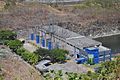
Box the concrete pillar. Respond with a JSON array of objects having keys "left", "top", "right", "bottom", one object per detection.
[{"left": 110, "top": 50, "right": 112, "bottom": 61}]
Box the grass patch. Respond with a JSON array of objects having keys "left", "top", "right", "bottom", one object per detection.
[
  {"left": 0, "top": 1, "right": 6, "bottom": 11},
  {"left": 73, "top": 0, "right": 120, "bottom": 10},
  {"left": 84, "top": 63, "right": 101, "bottom": 69},
  {"left": 0, "top": 75, "right": 4, "bottom": 80}
]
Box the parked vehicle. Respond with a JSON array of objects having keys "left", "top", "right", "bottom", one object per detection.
[{"left": 35, "top": 60, "right": 51, "bottom": 72}]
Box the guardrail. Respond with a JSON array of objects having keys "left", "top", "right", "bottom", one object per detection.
[{"left": 111, "top": 49, "right": 120, "bottom": 56}]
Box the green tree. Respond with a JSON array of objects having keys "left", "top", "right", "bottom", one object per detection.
[
  {"left": 6, "top": 40, "right": 23, "bottom": 52},
  {"left": 34, "top": 48, "right": 50, "bottom": 59},
  {"left": 21, "top": 51, "right": 39, "bottom": 65},
  {"left": 0, "top": 30, "right": 16, "bottom": 41},
  {"left": 50, "top": 49, "right": 69, "bottom": 63},
  {"left": 16, "top": 47, "right": 26, "bottom": 55},
  {"left": 34, "top": 48, "right": 69, "bottom": 63}
]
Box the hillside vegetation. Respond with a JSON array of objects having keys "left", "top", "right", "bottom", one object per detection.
[{"left": 74, "top": 0, "right": 120, "bottom": 9}]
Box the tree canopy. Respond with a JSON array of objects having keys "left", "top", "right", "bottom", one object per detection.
[
  {"left": 50, "top": 49, "right": 69, "bottom": 63},
  {"left": 6, "top": 40, "right": 23, "bottom": 51},
  {"left": 34, "top": 48, "right": 69, "bottom": 63},
  {"left": 34, "top": 48, "right": 50, "bottom": 58},
  {"left": 0, "top": 30, "right": 16, "bottom": 40},
  {"left": 17, "top": 47, "right": 40, "bottom": 65}
]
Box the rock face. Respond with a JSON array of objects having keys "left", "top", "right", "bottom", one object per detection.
[{"left": 0, "top": 46, "right": 43, "bottom": 80}]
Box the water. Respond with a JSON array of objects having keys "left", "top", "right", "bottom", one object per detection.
[{"left": 94, "top": 34, "right": 120, "bottom": 53}]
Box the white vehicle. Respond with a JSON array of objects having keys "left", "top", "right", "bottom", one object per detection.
[{"left": 35, "top": 60, "right": 51, "bottom": 72}]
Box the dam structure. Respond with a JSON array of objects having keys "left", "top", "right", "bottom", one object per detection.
[{"left": 25, "top": 0, "right": 84, "bottom": 4}]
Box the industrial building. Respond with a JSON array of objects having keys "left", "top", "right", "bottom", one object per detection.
[{"left": 17, "top": 25, "right": 112, "bottom": 64}]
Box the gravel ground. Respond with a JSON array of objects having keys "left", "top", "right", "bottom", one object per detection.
[
  {"left": 48, "top": 61, "right": 94, "bottom": 73},
  {"left": 23, "top": 42, "right": 38, "bottom": 52}
]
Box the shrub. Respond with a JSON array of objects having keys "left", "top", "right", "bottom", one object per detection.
[
  {"left": 0, "top": 30, "right": 16, "bottom": 40},
  {"left": 6, "top": 40, "right": 23, "bottom": 52},
  {"left": 34, "top": 48, "right": 51, "bottom": 59},
  {"left": 50, "top": 49, "right": 69, "bottom": 63},
  {"left": 0, "top": 75, "right": 4, "bottom": 80},
  {"left": 74, "top": 0, "right": 120, "bottom": 9},
  {"left": 21, "top": 51, "right": 39, "bottom": 65},
  {"left": 34, "top": 48, "right": 69, "bottom": 63},
  {"left": 16, "top": 48, "right": 40, "bottom": 65},
  {"left": 16, "top": 47, "right": 26, "bottom": 55}
]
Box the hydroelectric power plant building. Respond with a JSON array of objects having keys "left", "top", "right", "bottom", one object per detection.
[{"left": 17, "top": 25, "right": 112, "bottom": 64}]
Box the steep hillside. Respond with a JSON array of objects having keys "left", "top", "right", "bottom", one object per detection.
[
  {"left": 0, "top": 1, "right": 120, "bottom": 37},
  {"left": 0, "top": 46, "right": 43, "bottom": 80}
]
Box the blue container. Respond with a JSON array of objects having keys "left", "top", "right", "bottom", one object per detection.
[
  {"left": 31, "top": 33, "right": 34, "bottom": 40},
  {"left": 85, "top": 47, "right": 99, "bottom": 58},
  {"left": 94, "top": 58, "right": 99, "bottom": 64},
  {"left": 42, "top": 38, "right": 45, "bottom": 47},
  {"left": 36, "top": 35, "right": 40, "bottom": 44},
  {"left": 48, "top": 40, "right": 52, "bottom": 50}
]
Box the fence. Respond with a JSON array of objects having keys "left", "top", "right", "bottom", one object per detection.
[{"left": 111, "top": 49, "right": 120, "bottom": 57}]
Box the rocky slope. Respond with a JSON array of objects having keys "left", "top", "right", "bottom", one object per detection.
[{"left": 0, "top": 2, "right": 120, "bottom": 37}]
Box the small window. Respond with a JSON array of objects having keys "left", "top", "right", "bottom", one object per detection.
[{"left": 44, "top": 63, "right": 51, "bottom": 67}]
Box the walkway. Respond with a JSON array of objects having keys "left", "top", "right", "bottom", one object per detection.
[{"left": 23, "top": 42, "right": 38, "bottom": 52}]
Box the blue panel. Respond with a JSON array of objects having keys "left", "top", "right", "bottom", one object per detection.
[
  {"left": 36, "top": 35, "right": 40, "bottom": 44},
  {"left": 42, "top": 38, "right": 45, "bottom": 47},
  {"left": 48, "top": 40, "right": 52, "bottom": 50},
  {"left": 31, "top": 33, "right": 34, "bottom": 40},
  {"left": 85, "top": 47, "right": 99, "bottom": 58},
  {"left": 94, "top": 58, "right": 99, "bottom": 64}
]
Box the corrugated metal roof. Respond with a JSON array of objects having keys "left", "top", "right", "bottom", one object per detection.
[
  {"left": 98, "top": 46, "right": 110, "bottom": 52},
  {"left": 43, "top": 25, "right": 80, "bottom": 39},
  {"left": 67, "top": 37, "right": 101, "bottom": 49},
  {"left": 42, "top": 25, "right": 102, "bottom": 49}
]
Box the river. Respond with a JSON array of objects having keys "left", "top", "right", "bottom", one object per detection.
[{"left": 94, "top": 34, "right": 120, "bottom": 53}]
